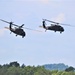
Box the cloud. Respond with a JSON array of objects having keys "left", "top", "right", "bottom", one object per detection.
[{"left": 51, "top": 13, "right": 65, "bottom": 23}]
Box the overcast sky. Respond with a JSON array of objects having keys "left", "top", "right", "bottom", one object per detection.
[{"left": 0, "top": 0, "right": 75, "bottom": 67}]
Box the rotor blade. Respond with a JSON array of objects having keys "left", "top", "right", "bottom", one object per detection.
[
  {"left": 21, "top": 24, "right": 24, "bottom": 27},
  {"left": 43, "top": 19, "right": 68, "bottom": 25},
  {"left": 43, "top": 19, "right": 57, "bottom": 24},
  {"left": 12, "top": 23, "right": 20, "bottom": 27},
  {"left": 0, "top": 19, "right": 20, "bottom": 27},
  {"left": 43, "top": 19, "right": 75, "bottom": 27},
  {"left": 12, "top": 24, "right": 24, "bottom": 28},
  {"left": 0, "top": 19, "right": 10, "bottom": 24},
  {"left": 25, "top": 27, "right": 43, "bottom": 32},
  {"left": 59, "top": 23, "right": 75, "bottom": 27}
]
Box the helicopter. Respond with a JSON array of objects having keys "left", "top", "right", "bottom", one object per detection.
[
  {"left": 0, "top": 19, "right": 42, "bottom": 38},
  {"left": 40, "top": 19, "right": 72, "bottom": 33},
  {"left": 0, "top": 19, "right": 26, "bottom": 38}
]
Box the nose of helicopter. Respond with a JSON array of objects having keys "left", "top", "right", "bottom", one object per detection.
[
  {"left": 62, "top": 28, "right": 64, "bottom": 32},
  {"left": 22, "top": 32, "right": 26, "bottom": 38}
]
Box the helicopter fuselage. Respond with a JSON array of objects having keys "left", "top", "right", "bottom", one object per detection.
[
  {"left": 42, "top": 21, "right": 64, "bottom": 33},
  {"left": 9, "top": 24, "right": 26, "bottom": 38},
  {"left": 47, "top": 24, "right": 64, "bottom": 33}
]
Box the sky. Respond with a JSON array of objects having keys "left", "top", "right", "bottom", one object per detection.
[{"left": 0, "top": 0, "right": 75, "bottom": 67}]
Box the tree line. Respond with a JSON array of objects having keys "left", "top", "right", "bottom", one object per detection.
[{"left": 0, "top": 61, "right": 75, "bottom": 75}]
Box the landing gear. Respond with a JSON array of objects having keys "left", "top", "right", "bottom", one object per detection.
[
  {"left": 45, "top": 29, "right": 47, "bottom": 32},
  {"left": 10, "top": 32, "right": 12, "bottom": 34},
  {"left": 16, "top": 35, "right": 17, "bottom": 36},
  {"left": 60, "top": 31, "right": 62, "bottom": 34},
  {"left": 22, "top": 36, "right": 24, "bottom": 38},
  {"left": 54, "top": 30, "right": 56, "bottom": 32}
]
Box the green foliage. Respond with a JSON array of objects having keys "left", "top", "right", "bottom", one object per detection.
[
  {"left": 65, "top": 66, "right": 75, "bottom": 72},
  {"left": 0, "top": 62, "right": 75, "bottom": 75},
  {"left": 9, "top": 61, "right": 20, "bottom": 67}
]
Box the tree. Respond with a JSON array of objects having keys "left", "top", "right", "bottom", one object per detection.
[
  {"left": 65, "top": 66, "right": 75, "bottom": 72},
  {"left": 9, "top": 61, "right": 20, "bottom": 67},
  {"left": 6, "top": 66, "right": 23, "bottom": 75},
  {"left": 21, "top": 64, "right": 25, "bottom": 68}
]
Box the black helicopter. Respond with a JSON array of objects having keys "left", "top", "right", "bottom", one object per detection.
[
  {"left": 0, "top": 19, "right": 26, "bottom": 38},
  {"left": 0, "top": 19, "right": 42, "bottom": 38},
  {"left": 40, "top": 19, "right": 72, "bottom": 33}
]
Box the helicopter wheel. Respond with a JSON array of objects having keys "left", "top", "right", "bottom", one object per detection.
[
  {"left": 16, "top": 35, "right": 17, "bottom": 36},
  {"left": 45, "top": 29, "right": 47, "bottom": 32},
  {"left": 54, "top": 31, "right": 56, "bottom": 32},
  {"left": 10, "top": 32, "right": 12, "bottom": 34},
  {"left": 60, "top": 32, "right": 62, "bottom": 34}
]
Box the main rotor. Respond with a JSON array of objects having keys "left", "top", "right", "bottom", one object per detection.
[
  {"left": 42, "top": 19, "right": 73, "bottom": 26},
  {"left": 0, "top": 19, "right": 24, "bottom": 29}
]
